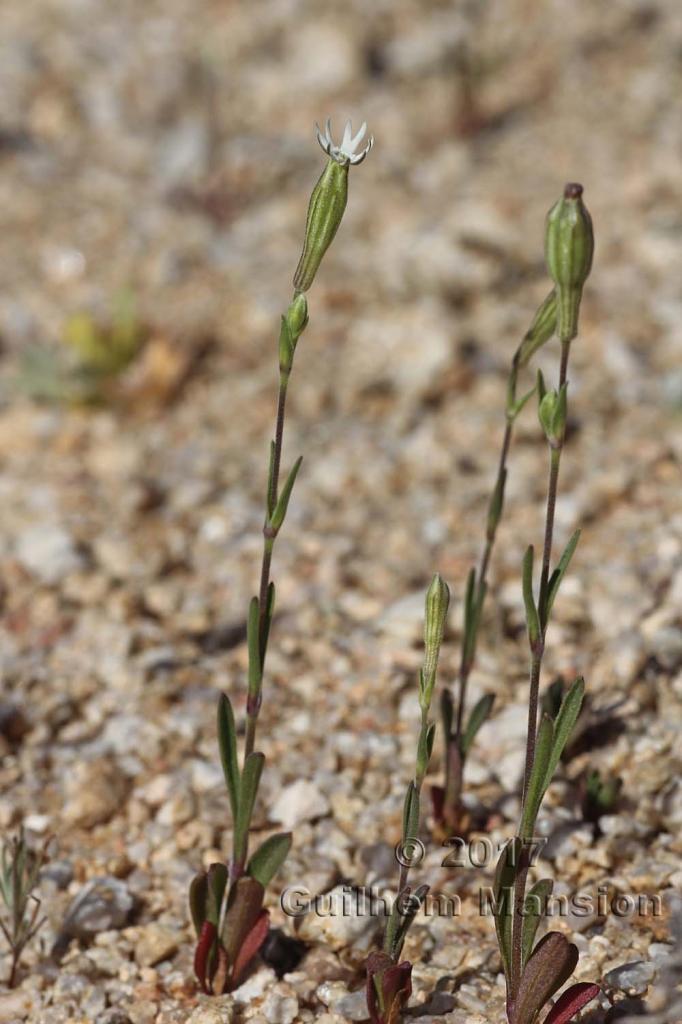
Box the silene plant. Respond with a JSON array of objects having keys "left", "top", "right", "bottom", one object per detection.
[
  {"left": 366, "top": 575, "right": 450, "bottom": 1024},
  {"left": 492, "top": 185, "right": 600, "bottom": 1024},
  {"left": 189, "top": 119, "right": 373, "bottom": 995}
]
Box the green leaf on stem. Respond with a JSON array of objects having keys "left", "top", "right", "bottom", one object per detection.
[
  {"left": 461, "top": 693, "right": 495, "bottom": 757},
  {"left": 516, "top": 289, "right": 557, "bottom": 369},
  {"left": 269, "top": 455, "right": 303, "bottom": 533},
  {"left": 544, "top": 530, "right": 581, "bottom": 625},
  {"left": 522, "top": 546, "right": 540, "bottom": 651},
  {"left": 392, "top": 885, "right": 429, "bottom": 960},
  {"left": 541, "top": 677, "right": 585, "bottom": 795},
  {"left": 522, "top": 877, "right": 553, "bottom": 968},
  {"left": 508, "top": 383, "right": 536, "bottom": 422},
  {"left": 261, "top": 581, "right": 276, "bottom": 664},
  {"left": 247, "top": 832, "right": 292, "bottom": 887},
  {"left": 217, "top": 694, "right": 240, "bottom": 820},
  {"left": 234, "top": 752, "right": 265, "bottom": 863},
  {"left": 487, "top": 468, "right": 507, "bottom": 539},
  {"left": 247, "top": 596, "right": 262, "bottom": 697},
  {"left": 416, "top": 721, "right": 437, "bottom": 784},
  {"left": 401, "top": 782, "right": 420, "bottom": 846},
  {"left": 492, "top": 837, "right": 522, "bottom": 985},
  {"left": 521, "top": 713, "right": 554, "bottom": 837}
]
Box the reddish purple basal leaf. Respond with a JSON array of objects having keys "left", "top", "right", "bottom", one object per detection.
[
  {"left": 230, "top": 908, "right": 270, "bottom": 989},
  {"left": 365, "top": 951, "right": 412, "bottom": 1024},
  {"left": 193, "top": 920, "right": 217, "bottom": 993},
  {"left": 543, "top": 982, "right": 600, "bottom": 1024}
]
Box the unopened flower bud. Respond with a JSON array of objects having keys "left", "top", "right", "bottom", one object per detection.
[
  {"left": 278, "top": 294, "right": 309, "bottom": 374},
  {"left": 421, "top": 574, "right": 450, "bottom": 707},
  {"left": 538, "top": 382, "right": 567, "bottom": 447},
  {"left": 293, "top": 120, "right": 373, "bottom": 293},
  {"left": 544, "top": 183, "right": 594, "bottom": 343}
]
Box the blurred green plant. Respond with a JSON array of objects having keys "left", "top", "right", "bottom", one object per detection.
[
  {"left": 18, "top": 291, "right": 145, "bottom": 404},
  {"left": 189, "top": 119, "right": 373, "bottom": 996},
  {"left": 581, "top": 768, "right": 622, "bottom": 826},
  {"left": 0, "top": 829, "right": 50, "bottom": 988},
  {"left": 366, "top": 574, "right": 449, "bottom": 1024},
  {"left": 491, "top": 185, "right": 598, "bottom": 1024},
  {"left": 435, "top": 287, "right": 560, "bottom": 835}
]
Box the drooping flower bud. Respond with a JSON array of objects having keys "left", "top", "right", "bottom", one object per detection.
[
  {"left": 544, "top": 183, "right": 594, "bottom": 343},
  {"left": 293, "top": 120, "right": 373, "bottom": 293}
]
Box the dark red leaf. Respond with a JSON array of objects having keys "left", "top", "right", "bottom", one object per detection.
[
  {"left": 365, "top": 951, "right": 412, "bottom": 1024},
  {"left": 543, "top": 982, "right": 600, "bottom": 1024},
  {"left": 230, "top": 909, "right": 270, "bottom": 989},
  {"left": 193, "top": 921, "right": 217, "bottom": 993},
  {"left": 515, "top": 932, "right": 578, "bottom": 1024}
]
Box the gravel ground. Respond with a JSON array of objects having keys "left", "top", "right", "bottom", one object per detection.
[{"left": 0, "top": 1, "right": 681, "bottom": 1022}]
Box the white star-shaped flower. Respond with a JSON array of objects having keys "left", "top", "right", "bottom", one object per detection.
[{"left": 315, "top": 118, "right": 374, "bottom": 166}]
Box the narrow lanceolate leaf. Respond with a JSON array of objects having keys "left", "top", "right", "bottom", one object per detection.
[
  {"left": 487, "top": 468, "right": 507, "bottom": 539},
  {"left": 247, "top": 596, "right": 262, "bottom": 697},
  {"left": 508, "top": 383, "right": 537, "bottom": 422},
  {"left": 382, "top": 895, "right": 404, "bottom": 960},
  {"left": 542, "top": 981, "right": 600, "bottom": 1024},
  {"left": 261, "top": 581, "right": 276, "bottom": 663},
  {"left": 269, "top": 455, "right": 303, "bottom": 533},
  {"left": 515, "top": 932, "right": 578, "bottom": 1024},
  {"left": 522, "top": 878, "right": 554, "bottom": 968},
  {"left": 517, "top": 289, "right": 558, "bottom": 369},
  {"left": 461, "top": 693, "right": 495, "bottom": 757},
  {"left": 522, "top": 546, "right": 540, "bottom": 651},
  {"left": 217, "top": 694, "right": 240, "bottom": 820},
  {"left": 247, "top": 832, "right": 292, "bottom": 888},
  {"left": 206, "top": 863, "right": 229, "bottom": 927},
  {"left": 416, "top": 721, "right": 435, "bottom": 783},
  {"left": 189, "top": 872, "right": 209, "bottom": 938},
  {"left": 391, "top": 884, "right": 429, "bottom": 959},
  {"left": 425, "top": 721, "right": 436, "bottom": 761},
  {"left": 542, "top": 677, "right": 585, "bottom": 795},
  {"left": 402, "top": 781, "right": 420, "bottom": 846},
  {"left": 493, "top": 837, "right": 522, "bottom": 986},
  {"left": 544, "top": 530, "right": 581, "bottom": 626},
  {"left": 234, "top": 752, "right": 265, "bottom": 863},
  {"left": 521, "top": 713, "right": 554, "bottom": 838}
]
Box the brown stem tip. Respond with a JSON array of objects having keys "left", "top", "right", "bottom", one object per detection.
[{"left": 563, "top": 182, "right": 584, "bottom": 199}]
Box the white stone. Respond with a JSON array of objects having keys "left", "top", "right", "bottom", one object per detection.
[
  {"left": 271, "top": 780, "right": 330, "bottom": 829},
  {"left": 15, "top": 524, "right": 83, "bottom": 583}
]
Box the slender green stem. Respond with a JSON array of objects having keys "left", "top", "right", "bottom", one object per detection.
[
  {"left": 511, "top": 339, "right": 571, "bottom": 1001},
  {"left": 444, "top": 358, "right": 520, "bottom": 830},
  {"left": 243, "top": 373, "right": 289, "bottom": 763},
  {"left": 455, "top": 416, "right": 513, "bottom": 737}
]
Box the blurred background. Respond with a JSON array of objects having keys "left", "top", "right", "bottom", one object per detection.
[{"left": 0, "top": 0, "right": 681, "bottom": 1018}]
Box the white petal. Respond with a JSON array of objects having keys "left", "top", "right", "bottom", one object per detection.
[{"left": 349, "top": 121, "right": 367, "bottom": 153}]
